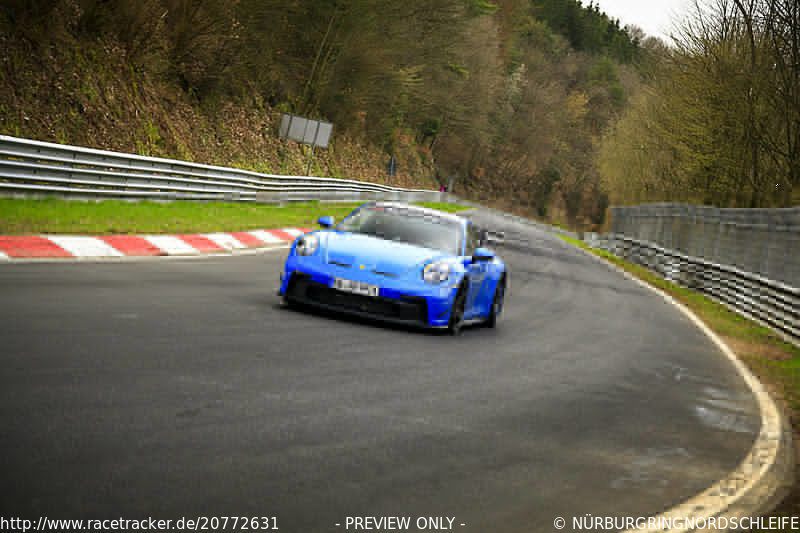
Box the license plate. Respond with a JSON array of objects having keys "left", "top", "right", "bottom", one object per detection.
[{"left": 333, "top": 278, "right": 379, "bottom": 297}]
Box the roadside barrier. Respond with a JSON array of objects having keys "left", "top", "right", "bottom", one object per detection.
[
  {"left": 585, "top": 232, "right": 799, "bottom": 346},
  {"left": 608, "top": 204, "right": 800, "bottom": 288},
  {"left": 0, "top": 135, "right": 446, "bottom": 205}
]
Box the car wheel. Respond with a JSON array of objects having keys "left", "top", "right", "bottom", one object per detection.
[
  {"left": 280, "top": 292, "right": 296, "bottom": 309},
  {"left": 448, "top": 283, "right": 468, "bottom": 336},
  {"left": 485, "top": 276, "right": 506, "bottom": 329}
]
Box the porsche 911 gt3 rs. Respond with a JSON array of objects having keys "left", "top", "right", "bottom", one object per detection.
[{"left": 278, "top": 202, "right": 507, "bottom": 335}]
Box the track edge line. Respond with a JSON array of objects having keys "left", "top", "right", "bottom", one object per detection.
[{"left": 574, "top": 245, "right": 794, "bottom": 532}]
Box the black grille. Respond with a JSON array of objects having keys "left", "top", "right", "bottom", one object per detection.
[{"left": 287, "top": 275, "right": 428, "bottom": 324}]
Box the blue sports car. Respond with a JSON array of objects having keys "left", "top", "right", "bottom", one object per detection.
[{"left": 278, "top": 201, "right": 507, "bottom": 334}]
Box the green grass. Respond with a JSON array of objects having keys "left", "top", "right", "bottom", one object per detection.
[{"left": 0, "top": 198, "right": 466, "bottom": 235}]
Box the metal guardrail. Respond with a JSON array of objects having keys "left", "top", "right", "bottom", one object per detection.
[
  {"left": 610, "top": 204, "right": 800, "bottom": 289},
  {"left": 0, "top": 135, "right": 447, "bottom": 204},
  {"left": 586, "top": 233, "right": 800, "bottom": 346}
]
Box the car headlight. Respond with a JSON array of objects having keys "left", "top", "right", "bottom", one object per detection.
[
  {"left": 423, "top": 261, "right": 450, "bottom": 283},
  {"left": 295, "top": 234, "right": 319, "bottom": 256}
]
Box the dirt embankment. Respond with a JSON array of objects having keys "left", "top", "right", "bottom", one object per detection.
[{"left": 0, "top": 30, "right": 438, "bottom": 190}]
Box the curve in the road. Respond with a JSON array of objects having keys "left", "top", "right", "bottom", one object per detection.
[
  {"left": 569, "top": 242, "right": 793, "bottom": 533},
  {"left": 0, "top": 209, "right": 780, "bottom": 532}
]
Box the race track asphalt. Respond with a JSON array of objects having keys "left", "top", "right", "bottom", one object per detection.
[{"left": 0, "top": 210, "right": 760, "bottom": 532}]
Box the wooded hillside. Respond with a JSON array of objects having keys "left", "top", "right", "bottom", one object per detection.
[
  {"left": 599, "top": 0, "right": 800, "bottom": 209},
  {"left": 3, "top": 1, "right": 794, "bottom": 228}
]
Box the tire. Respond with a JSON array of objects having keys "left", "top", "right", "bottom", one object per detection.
[
  {"left": 280, "top": 293, "right": 295, "bottom": 309},
  {"left": 485, "top": 276, "right": 506, "bottom": 329},
  {"left": 280, "top": 276, "right": 299, "bottom": 309},
  {"left": 448, "top": 283, "right": 468, "bottom": 336},
  {"left": 279, "top": 282, "right": 297, "bottom": 309}
]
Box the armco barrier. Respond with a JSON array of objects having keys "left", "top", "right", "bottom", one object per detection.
[
  {"left": 586, "top": 232, "right": 800, "bottom": 346},
  {"left": 610, "top": 204, "right": 800, "bottom": 289},
  {"left": 0, "top": 135, "right": 448, "bottom": 204}
]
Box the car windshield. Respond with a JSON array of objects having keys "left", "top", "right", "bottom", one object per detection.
[{"left": 337, "top": 205, "right": 463, "bottom": 255}]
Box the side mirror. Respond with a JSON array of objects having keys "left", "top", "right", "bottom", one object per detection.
[
  {"left": 318, "top": 216, "right": 335, "bottom": 228},
  {"left": 472, "top": 247, "right": 495, "bottom": 262}
]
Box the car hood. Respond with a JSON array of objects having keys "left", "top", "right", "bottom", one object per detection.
[{"left": 322, "top": 232, "right": 449, "bottom": 277}]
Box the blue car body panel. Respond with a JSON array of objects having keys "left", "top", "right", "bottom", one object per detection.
[{"left": 278, "top": 202, "right": 506, "bottom": 329}]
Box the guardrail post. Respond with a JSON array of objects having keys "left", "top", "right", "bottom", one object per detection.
[
  {"left": 710, "top": 208, "right": 721, "bottom": 264},
  {"left": 785, "top": 211, "right": 800, "bottom": 287},
  {"left": 760, "top": 215, "right": 774, "bottom": 277}
]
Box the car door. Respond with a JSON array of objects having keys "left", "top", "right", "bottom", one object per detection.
[{"left": 463, "top": 223, "right": 491, "bottom": 319}]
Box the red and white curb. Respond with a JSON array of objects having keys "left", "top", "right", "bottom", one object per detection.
[{"left": 0, "top": 228, "right": 312, "bottom": 260}]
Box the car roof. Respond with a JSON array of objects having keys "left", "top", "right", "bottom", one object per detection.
[{"left": 370, "top": 201, "right": 467, "bottom": 226}]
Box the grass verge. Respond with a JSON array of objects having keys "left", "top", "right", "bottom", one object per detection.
[
  {"left": 0, "top": 198, "right": 466, "bottom": 235},
  {"left": 558, "top": 234, "right": 800, "bottom": 530}
]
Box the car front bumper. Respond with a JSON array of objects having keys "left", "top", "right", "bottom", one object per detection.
[{"left": 279, "top": 257, "right": 459, "bottom": 327}]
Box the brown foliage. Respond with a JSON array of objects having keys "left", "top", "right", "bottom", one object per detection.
[{"left": 0, "top": 0, "right": 644, "bottom": 227}]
